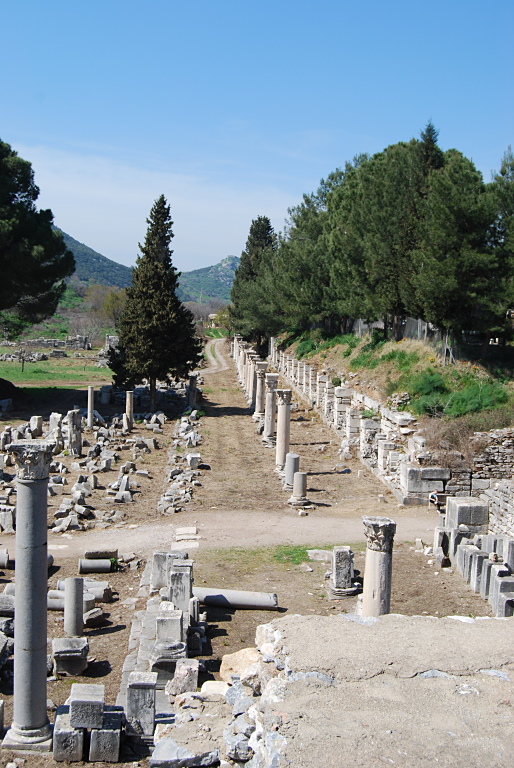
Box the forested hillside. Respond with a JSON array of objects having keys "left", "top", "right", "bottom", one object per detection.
[
  {"left": 58, "top": 230, "right": 133, "bottom": 288},
  {"left": 177, "top": 255, "right": 240, "bottom": 303},
  {"left": 59, "top": 228, "right": 237, "bottom": 303}
]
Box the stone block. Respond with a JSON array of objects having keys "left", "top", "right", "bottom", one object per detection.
[
  {"left": 156, "top": 605, "right": 183, "bottom": 645},
  {"left": 469, "top": 551, "right": 489, "bottom": 593},
  {"left": 446, "top": 497, "right": 489, "bottom": 527},
  {"left": 150, "top": 737, "right": 219, "bottom": 767},
  {"left": 165, "top": 658, "right": 199, "bottom": 696},
  {"left": 504, "top": 539, "right": 514, "bottom": 569},
  {"left": 69, "top": 683, "right": 105, "bottom": 729},
  {"left": 400, "top": 465, "right": 444, "bottom": 494},
  {"left": 53, "top": 705, "right": 84, "bottom": 762},
  {"left": 220, "top": 648, "right": 261, "bottom": 684},
  {"left": 496, "top": 592, "right": 514, "bottom": 617},
  {"left": 419, "top": 467, "right": 451, "bottom": 481},
  {"left": 89, "top": 709, "right": 122, "bottom": 763},
  {"left": 52, "top": 637, "right": 89, "bottom": 675},
  {"left": 480, "top": 559, "right": 494, "bottom": 599}
]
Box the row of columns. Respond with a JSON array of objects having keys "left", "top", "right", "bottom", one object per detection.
[
  {"left": 86, "top": 387, "right": 134, "bottom": 431},
  {"left": 232, "top": 336, "right": 293, "bottom": 472},
  {"left": 233, "top": 336, "right": 396, "bottom": 616}
]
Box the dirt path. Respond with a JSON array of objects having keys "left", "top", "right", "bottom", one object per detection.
[{"left": 45, "top": 338, "right": 435, "bottom": 559}]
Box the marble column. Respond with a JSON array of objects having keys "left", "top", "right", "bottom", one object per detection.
[
  {"left": 249, "top": 355, "right": 258, "bottom": 409},
  {"left": 263, "top": 373, "right": 279, "bottom": 446},
  {"left": 64, "top": 577, "right": 84, "bottom": 637},
  {"left": 86, "top": 386, "right": 94, "bottom": 429},
  {"left": 3, "top": 441, "right": 54, "bottom": 752},
  {"left": 125, "top": 390, "right": 134, "bottom": 431},
  {"left": 361, "top": 516, "right": 397, "bottom": 617},
  {"left": 275, "top": 390, "right": 292, "bottom": 471},
  {"left": 253, "top": 362, "right": 268, "bottom": 420}
]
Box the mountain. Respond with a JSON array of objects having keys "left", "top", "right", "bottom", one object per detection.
[
  {"left": 58, "top": 230, "right": 133, "bottom": 288},
  {"left": 59, "top": 228, "right": 239, "bottom": 304},
  {"left": 177, "top": 255, "right": 240, "bottom": 304}
]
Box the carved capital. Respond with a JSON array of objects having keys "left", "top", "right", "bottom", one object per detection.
[
  {"left": 265, "top": 374, "right": 279, "bottom": 393},
  {"left": 8, "top": 440, "right": 55, "bottom": 481},
  {"left": 362, "top": 516, "right": 396, "bottom": 553},
  {"left": 277, "top": 389, "right": 292, "bottom": 406},
  {"left": 256, "top": 362, "right": 268, "bottom": 380}
]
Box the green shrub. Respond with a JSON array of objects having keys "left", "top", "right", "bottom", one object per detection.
[
  {"left": 444, "top": 382, "right": 508, "bottom": 417},
  {"left": 296, "top": 338, "right": 317, "bottom": 357},
  {"left": 408, "top": 370, "right": 448, "bottom": 397},
  {"left": 332, "top": 376, "right": 342, "bottom": 387}
]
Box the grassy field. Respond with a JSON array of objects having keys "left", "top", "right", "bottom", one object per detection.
[{"left": 0, "top": 348, "right": 111, "bottom": 387}]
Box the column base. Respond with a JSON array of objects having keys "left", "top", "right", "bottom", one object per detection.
[
  {"left": 327, "top": 585, "right": 360, "bottom": 599},
  {"left": 262, "top": 437, "right": 276, "bottom": 447},
  {"left": 288, "top": 496, "right": 311, "bottom": 507},
  {"left": 2, "top": 723, "right": 52, "bottom": 753}
]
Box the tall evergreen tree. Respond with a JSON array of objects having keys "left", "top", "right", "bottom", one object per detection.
[
  {"left": 109, "top": 195, "right": 202, "bottom": 410},
  {"left": 230, "top": 215, "right": 277, "bottom": 345},
  {"left": 0, "top": 139, "right": 75, "bottom": 336},
  {"left": 411, "top": 150, "right": 499, "bottom": 333}
]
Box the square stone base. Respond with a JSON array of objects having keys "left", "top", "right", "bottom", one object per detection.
[{"left": 2, "top": 728, "right": 52, "bottom": 753}]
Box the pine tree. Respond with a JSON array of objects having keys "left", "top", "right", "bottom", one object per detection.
[
  {"left": 109, "top": 195, "right": 202, "bottom": 410},
  {"left": 0, "top": 139, "right": 75, "bottom": 336},
  {"left": 229, "top": 216, "right": 277, "bottom": 345}
]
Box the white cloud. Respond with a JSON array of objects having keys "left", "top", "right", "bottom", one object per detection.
[{"left": 17, "top": 144, "right": 295, "bottom": 272}]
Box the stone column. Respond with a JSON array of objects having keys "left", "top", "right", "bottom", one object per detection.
[
  {"left": 316, "top": 374, "right": 328, "bottom": 410},
  {"left": 64, "top": 577, "right": 84, "bottom": 637},
  {"left": 249, "top": 356, "right": 258, "bottom": 409},
  {"left": 275, "top": 390, "right": 292, "bottom": 471},
  {"left": 66, "top": 409, "right": 82, "bottom": 457},
  {"left": 3, "top": 441, "right": 54, "bottom": 752},
  {"left": 253, "top": 362, "right": 268, "bottom": 420},
  {"left": 188, "top": 375, "right": 197, "bottom": 410},
  {"left": 86, "top": 386, "right": 94, "bottom": 429},
  {"left": 283, "top": 453, "right": 300, "bottom": 491},
  {"left": 361, "top": 516, "right": 396, "bottom": 618},
  {"left": 263, "top": 374, "right": 279, "bottom": 446},
  {"left": 288, "top": 471, "right": 310, "bottom": 506},
  {"left": 309, "top": 367, "right": 317, "bottom": 402},
  {"left": 125, "top": 391, "right": 134, "bottom": 431}
]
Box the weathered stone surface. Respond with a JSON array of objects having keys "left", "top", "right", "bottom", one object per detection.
[
  {"left": 220, "top": 647, "right": 262, "bottom": 683},
  {"left": 150, "top": 737, "right": 219, "bottom": 767}
]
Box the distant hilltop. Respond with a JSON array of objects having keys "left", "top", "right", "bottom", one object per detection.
[
  {"left": 177, "top": 255, "right": 240, "bottom": 304},
  {"left": 58, "top": 229, "right": 239, "bottom": 303}
]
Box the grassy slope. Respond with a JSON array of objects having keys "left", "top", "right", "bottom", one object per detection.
[{"left": 287, "top": 332, "right": 514, "bottom": 424}]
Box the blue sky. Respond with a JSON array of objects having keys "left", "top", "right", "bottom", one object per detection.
[{"left": 2, "top": 1, "right": 512, "bottom": 272}]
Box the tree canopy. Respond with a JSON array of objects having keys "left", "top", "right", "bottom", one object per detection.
[
  {"left": 109, "top": 195, "right": 202, "bottom": 409},
  {"left": 0, "top": 139, "right": 75, "bottom": 336},
  {"left": 229, "top": 124, "right": 514, "bottom": 345}
]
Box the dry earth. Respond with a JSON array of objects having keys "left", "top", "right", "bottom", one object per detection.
[{"left": 0, "top": 338, "right": 494, "bottom": 767}]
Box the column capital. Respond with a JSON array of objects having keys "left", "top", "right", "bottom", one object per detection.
[
  {"left": 265, "top": 373, "right": 279, "bottom": 392},
  {"left": 362, "top": 516, "right": 396, "bottom": 553},
  {"left": 277, "top": 389, "right": 292, "bottom": 406},
  {"left": 7, "top": 440, "right": 54, "bottom": 481},
  {"left": 256, "top": 362, "right": 268, "bottom": 378}
]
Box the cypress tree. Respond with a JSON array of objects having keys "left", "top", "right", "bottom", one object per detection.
[{"left": 110, "top": 195, "right": 202, "bottom": 410}]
